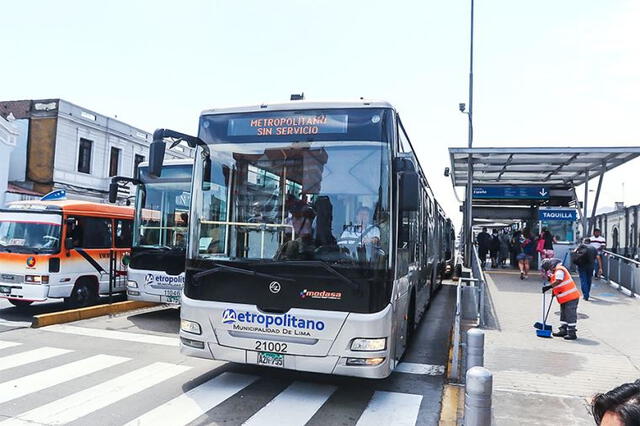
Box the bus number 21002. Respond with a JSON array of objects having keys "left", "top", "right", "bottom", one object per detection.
[{"left": 255, "top": 341, "right": 287, "bottom": 353}]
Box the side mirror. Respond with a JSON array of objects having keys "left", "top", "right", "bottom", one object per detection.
[
  {"left": 148, "top": 139, "right": 166, "bottom": 178},
  {"left": 65, "top": 237, "right": 74, "bottom": 252},
  {"left": 399, "top": 172, "right": 419, "bottom": 212},
  {"left": 108, "top": 181, "right": 119, "bottom": 203},
  {"left": 202, "top": 156, "right": 212, "bottom": 191}
]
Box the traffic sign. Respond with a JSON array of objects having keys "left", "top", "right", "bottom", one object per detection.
[
  {"left": 538, "top": 208, "right": 577, "bottom": 221},
  {"left": 473, "top": 186, "right": 549, "bottom": 200}
]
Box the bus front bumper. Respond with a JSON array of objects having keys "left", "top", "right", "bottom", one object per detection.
[{"left": 0, "top": 283, "right": 49, "bottom": 302}]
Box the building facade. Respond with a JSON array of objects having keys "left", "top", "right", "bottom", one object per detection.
[
  {"left": 0, "top": 99, "right": 193, "bottom": 204},
  {"left": 0, "top": 114, "right": 18, "bottom": 207},
  {"left": 593, "top": 203, "right": 639, "bottom": 259}
]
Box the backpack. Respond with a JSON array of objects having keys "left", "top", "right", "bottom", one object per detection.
[{"left": 571, "top": 245, "right": 589, "bottom": 266}]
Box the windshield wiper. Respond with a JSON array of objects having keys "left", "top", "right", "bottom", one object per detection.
[
  {"left": 193, "top": 263, "right": 296, "bottom": 285},
  {"left": 264, "top": 260, "right": 361, "bottom": 291}
]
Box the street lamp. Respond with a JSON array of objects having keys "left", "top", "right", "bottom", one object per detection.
[{"left": 462, "top": 0, "right": 475, "bottom": 267}]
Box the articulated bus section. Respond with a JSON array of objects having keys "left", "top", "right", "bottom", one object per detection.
[{"left": 153, "top": 99, "right": 456, "bottom": 379}]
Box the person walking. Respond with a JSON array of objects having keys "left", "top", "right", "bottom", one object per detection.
[
  {"left": 498, "top": 229, "right": 511, "bottom": 268},
  {"left": 589, "top": 228, "right": 606, "bottom": 280},
  {"left": 476, "top": 227, "right": 491, "bottom": 269},
  {"left": 539, "top": 228, "right": 556, "bottom": 259},
  {"left": 540, "top": 258, "right": 580, "bottom": 340},
  {"left": 489, "top": 229, "right": 500, "bottom": 268},
  {"left": 517, "top": 230, "right": 535, "bottom": 280},
  {"left": 572, "top": 238, "right": 598, "bottom": 301},
  {"left": 510, "top": 230, "right": 522, "bottom": 269}
]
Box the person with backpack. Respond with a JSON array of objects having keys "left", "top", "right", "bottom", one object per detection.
[
  {"left": 537, "top": 228, "right": 556, "bottom": 259},
  {"left": 517, "top": 229, "right": 536, "bottom": 280},
  {"left": 572, "top": 238, "right": 598, "bottom": 301}
]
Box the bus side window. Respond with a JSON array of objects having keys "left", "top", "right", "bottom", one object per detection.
[
  {"left": 115, "top": 219, "right": 133, "bottom": 248},
  {"left": 75, "top": 217, "right": 112, "bottom": 249}
]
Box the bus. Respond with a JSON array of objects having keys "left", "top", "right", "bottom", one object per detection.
[
  {"left": 149, "top": 100, "right": 455, "bottom": 378},
  {"left": 0, "top": 197, "right": 133, "bottom": 308},
  {"left": 110, "top": 159, "right": 193, "bottom": 304}
]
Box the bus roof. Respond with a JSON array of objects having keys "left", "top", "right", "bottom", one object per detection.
[
  {"left": 138, "top": 158, "right": 193, "bottom": 168},
  {"left": 7, "top": 200, "right": 133, "bottom": 218},
  {"left": 201, "top": 100, "right": 395, "bottom": 116}
]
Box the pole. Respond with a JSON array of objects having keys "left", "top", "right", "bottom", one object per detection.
[
  {"left": 466, "top": 328, "right": 485, "bottom": 372},
  {"left": 465, "top": 366, "right": 492, "bottom": 426},
  {"left": 465, "top": 0, "right": 475, "bottom": 267},
  {"left": 583, "top": 170, "right": 589, "bottom": 240}
]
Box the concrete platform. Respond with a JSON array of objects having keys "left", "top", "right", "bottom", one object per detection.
[{"left": 482, "top": 269, "right": 640, "bottom": 425}]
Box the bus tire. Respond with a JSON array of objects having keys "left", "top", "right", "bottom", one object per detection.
[
  {"left": 65, "top": 280, "right": 97, "bottom": 308},
  {"left": 9, "top": 299, "right": 33, "bottom": 308}
]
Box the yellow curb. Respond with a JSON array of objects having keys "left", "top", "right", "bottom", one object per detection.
[
  {"left": 440, "top": 384, "right": 462, "bottom": 426},
  {"left": 32, "top": 301, "right": 159, "bottom": 328}
]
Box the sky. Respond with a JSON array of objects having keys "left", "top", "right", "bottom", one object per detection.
[{"left": 3, "top": 0, "right": 639, "bottom": 229}]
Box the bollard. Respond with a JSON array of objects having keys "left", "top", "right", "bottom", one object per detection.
[
  {"left": 466, "top": 328, "right": 484, "bottom": 371},
  {"left": 464, "top": 366, "right": 493, "bottom": 426}
]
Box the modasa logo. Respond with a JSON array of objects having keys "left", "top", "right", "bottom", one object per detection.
[
  {"left": 221, "top": 308, "right": 325, "bottom": 330},
  {"left": 300, "top": 289, "right": 342, "bottom": 300},
  {"left": 26, "top": 257, "right": 36, "bottom": 268}
]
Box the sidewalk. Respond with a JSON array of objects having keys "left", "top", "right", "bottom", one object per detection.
[{"left": 482, "top": 269, "right": 640, "bottom": 425}]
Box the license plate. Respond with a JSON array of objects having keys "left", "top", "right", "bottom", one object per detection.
[
  {"left": 164, "top": 289, "right": 181, "bottom": 297},
  {"left": 0, "top": 286, "right": 10, "bottom": 294},
  {"left": 163, "top": 295, "right": 180, "bottom": 304},
  {"left": 257, "top": 352, "right": 284, "bottom": 368}
]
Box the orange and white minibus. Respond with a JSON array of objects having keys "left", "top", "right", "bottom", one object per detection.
[{"left": 0, "top": 197, "right": 133, "bottom": 308}]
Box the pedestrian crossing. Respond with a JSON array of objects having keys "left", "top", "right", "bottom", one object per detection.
[{"left": 0, "top": 339, "right": 430, "bottom": 425}]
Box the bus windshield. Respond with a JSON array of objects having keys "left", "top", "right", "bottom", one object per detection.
[
  {"left": 134, "top": 164, "right": 192, "bottom": 249},
  {"left": 0, "top": 211, "right": 62, "bottom": 253},
  {"left": 195, "top": 140, "right": 390, "bottom": 267}
]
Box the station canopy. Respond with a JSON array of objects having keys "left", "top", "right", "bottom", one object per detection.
[{"left": 449, "top": 147, "right": 640, "bottom": 188}]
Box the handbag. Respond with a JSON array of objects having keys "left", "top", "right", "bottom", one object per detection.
[{"left": 536, "top": 238, "right": 545, "bottom": 253}]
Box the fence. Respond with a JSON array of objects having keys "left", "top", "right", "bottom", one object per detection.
[{"left": 601, "top": 250, "right": 639, "bottom": 296}]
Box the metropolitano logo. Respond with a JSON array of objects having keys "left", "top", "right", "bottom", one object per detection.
[
  {"left": 222, "top": 308, "right": 237, "bottom": 324},
  {"left": 144, "top": 274, "right": 154, "bottom": 285}
]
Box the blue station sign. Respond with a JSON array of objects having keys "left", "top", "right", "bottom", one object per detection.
[
  {"left": 538, "top": 209, "right": 577, "bottom": 221},
  {"left": 473, "top": 186, "right": 550, "bottom": 200}
]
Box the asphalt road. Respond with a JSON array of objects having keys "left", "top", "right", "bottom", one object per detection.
[{"left": 0, "top": 285, "right": 455, "bottom": 425}]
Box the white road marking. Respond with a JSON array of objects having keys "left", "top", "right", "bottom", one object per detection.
[
  {"left": 3, "top": 362, "right": 192, "bottom": 426},
  {"left": 44, "top": 324, "right": 179, "bottom": 346},
  {"left": 356, "top": 391, "right": 423, "bottom": 426},
  {"left": 0, "top": 354, "right": 129, "bottom": 404},
  {"left": 0, "top": 347, "right": 72, "bottom": 372},
  {"left": 243, "top": 381, "right": 337, "bottom": 426},
  {"left": 395, "top": 362, "right": 445, "bottom": 375},
  {"left": 124, "top": 371, "right": 256, "bottom": 426},
  {"left": 0, "top": 341, "right": 21, "bottom": 350},
  {"left": 0, "top": 320, "right": 32, "bottom": 328}
]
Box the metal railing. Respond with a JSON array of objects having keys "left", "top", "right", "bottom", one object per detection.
[
  {"left": 449, "top": 246, "right": 488, "bottom": 382},
  {"left": 601, "top": 250, "right": 639, "bottom": 296}
]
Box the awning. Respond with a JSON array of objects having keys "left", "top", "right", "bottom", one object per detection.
[{"left": 449, "top": 147, "right": 640, "bottom": 188}]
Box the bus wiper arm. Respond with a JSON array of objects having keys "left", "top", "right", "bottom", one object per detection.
[
  {"left": 193, "top": 263, "right": 295, "bottom": 284},
  {"left": 267, "top": 261, "right": 360, "bottom": 291}
]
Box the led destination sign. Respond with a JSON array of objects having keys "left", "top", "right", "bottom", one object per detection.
[{"left": 227, "top": 114, "right": 348, "bottom": 137}]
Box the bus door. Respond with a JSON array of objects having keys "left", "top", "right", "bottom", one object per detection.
[{"left": 67, "top": 216, "right": 114, "bottom": 292}]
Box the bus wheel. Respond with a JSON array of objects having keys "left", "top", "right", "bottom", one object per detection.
[
  {"left": 66, "top": 282, "right": 96, "bottom": 308},
  {"left": 9, "top": 299, "right": 33, "bottom": 308}
]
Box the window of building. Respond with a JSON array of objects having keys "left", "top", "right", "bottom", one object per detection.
[
  {"left": 115, "top": 219, "right": 133, "bottom": 248},
  {"left": 134, "top": 154, "right": 145, "bottom": 177},
  {"left": 77, "top": 138, "right": 93, "bottom": 174},
  {"left": 109, "top": 147, "right": 121, "bottom": 177}
]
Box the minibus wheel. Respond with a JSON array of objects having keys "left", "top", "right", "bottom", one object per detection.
[
  {"left": 66, "top": 281, "right": 96, "bottom": 308},
  {"left": 9, "top": 299, "right": 33, "bottom": 308}
]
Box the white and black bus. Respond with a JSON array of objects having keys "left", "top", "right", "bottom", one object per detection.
[
  {"left": 110, "top": 159, "right": 192, "bottom": 304},
  {"left": 148, "top": 100, "right": 455, "bottom": 378}
]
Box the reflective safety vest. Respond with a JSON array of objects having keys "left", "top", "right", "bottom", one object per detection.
[{"left": 551, "top": 265, "right": 580, "bottom": 304}]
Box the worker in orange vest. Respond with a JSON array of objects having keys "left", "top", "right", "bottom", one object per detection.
[{"left": 541, "top": 258, "right": 580, "bottom": 340}]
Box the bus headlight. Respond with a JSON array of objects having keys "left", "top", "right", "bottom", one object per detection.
[
  {"left": 346, "top": 357, "right": 385, "bottom": 366},
  {"left": 180, "top": 319, "right": 202, "bottom": 335},
  {"left": 351, "top": 338, "right": 386, "bottom": 351},
  {"left": 127, "top": 280, "right": 138, "bottom": 288}
]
